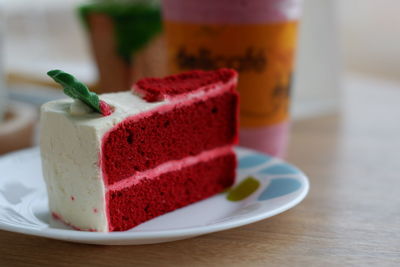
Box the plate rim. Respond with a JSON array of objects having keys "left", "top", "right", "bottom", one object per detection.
[{"left": 0, "top": 146, "right": 309, "bottom": 243}]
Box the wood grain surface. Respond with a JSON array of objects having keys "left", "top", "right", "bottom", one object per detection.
[{"left": 1, "top": 76, "right": 399, "bottom": 266}]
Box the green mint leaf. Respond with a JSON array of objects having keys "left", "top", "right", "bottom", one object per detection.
[{"left": 47, "top": 69, "right": 101, "bottom": 113}]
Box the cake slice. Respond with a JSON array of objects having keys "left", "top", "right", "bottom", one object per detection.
[{"left": 40, "top": 69, "right": 238, "bottom": 231}]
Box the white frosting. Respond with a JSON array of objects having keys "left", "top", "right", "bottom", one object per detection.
[
  {"left": 40, "top": 92, "right": 166, "bottom": 231},
  {"left": 69, "top": 99, "right": 93, "bottom": 116}
]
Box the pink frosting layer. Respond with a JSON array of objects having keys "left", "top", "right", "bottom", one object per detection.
[
  {"left": 107, "top": 145, "right": 234, "bottom": 191},
  {"left": 162, "top": 0, "right": 302, "bottom": 24},
  {"left": 239, "top": 121, "right": 290, "bottom": 158},
  {"left": 132, "top": 72, "right": 238, "bottom": 103}
]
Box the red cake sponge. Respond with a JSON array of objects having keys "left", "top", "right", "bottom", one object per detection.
[{"left": 133, "top": 68, "right": 237, "bottom": 102}]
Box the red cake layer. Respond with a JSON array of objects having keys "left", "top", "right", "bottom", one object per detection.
[
  {"left": 102, "top": 90, "right": 238, "bottom": 185},
  {"left": 106, "top": 151, "right": 236, "bottom": 231},
  {"left": 133, "top": 68, "right": 237, "bottom": 102}
]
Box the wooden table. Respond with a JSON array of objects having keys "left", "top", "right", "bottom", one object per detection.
[{"left": 1, "top": 75, "right": 399, "bottom": 266}]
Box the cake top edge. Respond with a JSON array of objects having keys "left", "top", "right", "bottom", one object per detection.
[
  {"left": 132, "top": 68, "right": 238, "bottom": 102},
  {"left": 41, "top": 91, "right": 164, "bottom": 117},
  {"left": 42, "top": 69, "right": 237, "bottom": 123},
  {"left": 47, "top": 69, "right": 113, "bottom": 116}
]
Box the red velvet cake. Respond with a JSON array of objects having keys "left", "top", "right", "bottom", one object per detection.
[{"left": 41, "top": 69, "right": 239, "bottom": 231}]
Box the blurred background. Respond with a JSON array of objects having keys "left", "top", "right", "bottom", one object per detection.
[{"left": 1, "top": 0, "right": 400, "bottom": 154}]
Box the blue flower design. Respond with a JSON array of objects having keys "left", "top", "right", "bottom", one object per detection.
[
  {"left": 238, "top": 154, "right": 271, "bottom": 169},
  {"left": 258, "top": 178, "right": 302, "bottom": 201}
]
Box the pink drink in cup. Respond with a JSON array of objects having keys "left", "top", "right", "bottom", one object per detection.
[{"left": 161, "top": 0, "right": 301, "bottom": 157}]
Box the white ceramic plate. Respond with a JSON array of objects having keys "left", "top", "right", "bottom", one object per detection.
[{"left": 0, "top": 147, "right": 309, "bottom": 245}]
